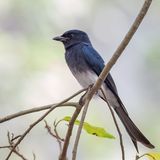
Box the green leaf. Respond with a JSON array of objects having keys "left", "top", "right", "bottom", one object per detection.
[{"left": 63, "top": 116, "right": 115, "bottom": 139}]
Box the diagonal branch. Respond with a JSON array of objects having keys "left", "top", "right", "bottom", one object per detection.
[
  {"left": 0, "top": 102, "right": 77, "bottom": 123},
  {"left": 5, "top": 88, "right": 86, "bottom": 160},
  {"left": 72, "top": 0, "right": 152, "bottom": 159},
  {"left": 90, "top": 0, "right": 152, "bottom": 96},
  {"left": 59, "top": 89, "right": 90, "bottom": 160},
  {"left": 72, "top": 95, "right": 90, "bottom": 160},
  {"left": 0, "top": 88, "right": 86, "bottom": 124},
  {"left": 100, "top": 88, "right": 125, "bottom": 160},
  {"left": 45, "top": 120, "right": 64, "bottom": 153},
  {"left": 2, "top": 1, "right": 152, "bottom": 160}
]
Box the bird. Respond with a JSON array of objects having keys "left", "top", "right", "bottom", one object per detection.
[{"left": 53, "top": 29, "right": 155, "bottom": 152}]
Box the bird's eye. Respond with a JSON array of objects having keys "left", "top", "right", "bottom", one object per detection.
[{"left": 70, "top": 34, "right": 74, "bottom": 38}]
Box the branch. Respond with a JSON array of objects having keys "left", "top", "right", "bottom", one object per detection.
[
  {"left": 5, "top": 88, "right": 86, "bottom": 160},
  {"left": 0, "top": 132, "right": 28, "bottom": 160},
  {"left": 0, "top": 88, "right": 86, "bottom": 124},
  {"left": 72, "top": 88, "right": 91, "bottom": 160},
  {"left": 59, "top": 89, "right": 89, "bottom": 160},
  {"left": 45, "top": 120, "right": 64, "bottom": 153},
  {"left": 53, "top": 120, "right": 65, "bottom": 152},
  {"left": 2, "top": 1, "right": 153, "bottom": 160},
  {"left": 91, "top": 0, "right": 152, "bottom": 96},
  {"left": 71, "top": 0, "right": 152, "bottom": 159},
  {"left": 100, "top": 88, "right": 125, "bottom": 160},
  {"left": 0, "top": 102, "right": 77, "bottom": 123}
]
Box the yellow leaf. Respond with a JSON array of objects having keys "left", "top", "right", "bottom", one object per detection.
[
  {"left": 63, "top": 116, "right": 115, "bottom": 139},
  {"left": 146, "top": 153, "right": 160, "bottom": 160}
]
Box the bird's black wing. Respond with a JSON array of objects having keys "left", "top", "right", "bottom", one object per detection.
[
  {"left": 82, "top": 43, "right": 128, "bottom": 113},
  {"left": 82, "top": 43, "right": 105, "bottom": 75},
  {"left": 82, "top": 44, "right": 155, "bottom": 151}
]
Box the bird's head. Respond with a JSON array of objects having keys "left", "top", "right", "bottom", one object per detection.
[{"left": 53, "top": 30, "right": 91, "bottom": 49}]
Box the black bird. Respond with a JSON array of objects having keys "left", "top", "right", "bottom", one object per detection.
[{"left": 53, "top": 29, "right": 155, "bottom": 152}]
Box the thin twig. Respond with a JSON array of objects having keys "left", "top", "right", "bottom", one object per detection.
[
  {"left": 59, "top": 92, "right": 87, "bottom": 160},
  {"left": 44, "top": 120, "right": 64, "bottom": 153},
  {"left": 72, "top": 88, "right": 92, "bottom": 160},
  {"left": 12, "top": 149, "right": 28, "bottom": 160},
  {"left": 3, "top": 132, "right": 28, "bottom": 160},
  {"left": 0, "top": 145, "right": 27, "bottom": 160},
  {"left": 0, "top": 103, "right": 77, "bottom": 123},
  {"left": 53, "top": 120, "right": 64, "bottom": 152},
  {"left": 11, "top": 135, "right": 21, "bottom": 142},
  {"left": 45, "top": 120, "right": 64, "bottom": 141},
  {"left": 0, "top": 103, "right": 76, "bottom": 124},
  {"left": 0, "top": 146, "right": 11, "bottom": 149},
  {"left": 100, "top": 88, "right": 125, "bottom": 160},
  {"left": 5, "top": 89, "right": 86, "bottom": 160},
  {"left": 54, "top": 119, "right": 65, "bottom": 141}
]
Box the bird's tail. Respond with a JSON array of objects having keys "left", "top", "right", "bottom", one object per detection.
[{"left": 114, "top": 105, "right": 155, "bottom": 152}]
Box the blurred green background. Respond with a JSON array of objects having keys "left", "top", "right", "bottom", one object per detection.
[{"left": 0, "top": 0, "right": 160, "bottom": 159}]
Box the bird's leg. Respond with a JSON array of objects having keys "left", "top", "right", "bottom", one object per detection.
[{"left": 79, "top": 84, "right": 93, "bottom": 105}]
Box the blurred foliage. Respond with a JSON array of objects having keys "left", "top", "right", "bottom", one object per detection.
[{"left": 146, "top": 43, "right": 160, "bottom": 71}]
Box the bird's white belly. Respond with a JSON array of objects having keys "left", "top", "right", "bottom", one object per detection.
[
  {"left": 73, "top": 70, "right": 119, "bottom": 107},
  {"left": 73, "top": 71, "right": 98, "bottom": 88}
]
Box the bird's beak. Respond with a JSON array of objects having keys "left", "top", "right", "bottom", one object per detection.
[{"left": 53, "top": 36, "right": 69, "bottom": 42}]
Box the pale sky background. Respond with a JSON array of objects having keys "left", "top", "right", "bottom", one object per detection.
[{"left": 0, "top": 0, "right": 160, "bottom": 160}]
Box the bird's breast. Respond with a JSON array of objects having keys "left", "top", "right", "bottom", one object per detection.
[
  {"left": 73, "top": 70, "right": 98, "bottom": 88},
  {"left": 65, "top": 48, "right": 88, "bottom": 72},
  {"left": 65, "top": 48, "right": 98, "bottom": 88}
]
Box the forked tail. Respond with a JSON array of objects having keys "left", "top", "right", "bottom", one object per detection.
[{"left": 114, "top": 105, "right": 155, "bottom": 152}]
